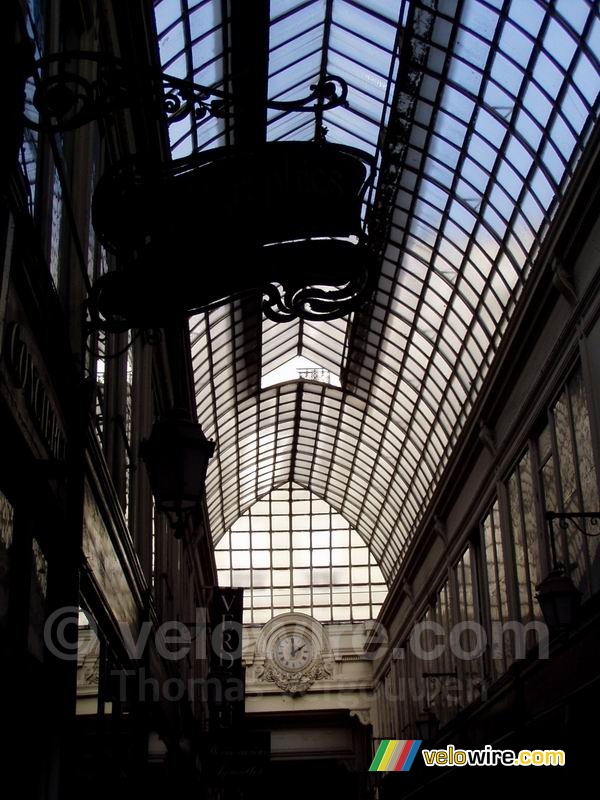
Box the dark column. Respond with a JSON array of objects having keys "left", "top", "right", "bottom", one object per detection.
[{"left": 230, "top": 0, "right": 270, "bottom": 147}]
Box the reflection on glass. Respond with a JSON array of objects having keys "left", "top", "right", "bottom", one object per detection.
[{"left": 547, "top": 370, "right": 600, "bottom": 597}]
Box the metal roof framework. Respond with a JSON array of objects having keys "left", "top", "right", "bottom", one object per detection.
[{"left": 154, "top": 0, "right": 600, "bottom": 582}]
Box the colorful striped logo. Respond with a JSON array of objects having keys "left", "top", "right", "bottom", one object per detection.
[{"left": 369, "top": 740, "right": 422, "bottom": 772}]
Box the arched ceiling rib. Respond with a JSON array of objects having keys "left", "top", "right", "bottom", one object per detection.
[{"left": 156, "top": 0, "right": 600, "bottom": 582}]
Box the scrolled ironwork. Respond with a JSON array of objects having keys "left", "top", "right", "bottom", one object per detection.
[
  {"left": 23, "top": 51, "right": 349, "bottom": 132},
  {"left": 87, "top": 242, "right": 376, "bottom": 333},
  {"left": 546, "top": 512, "right": 600, "bottom": 537},
  {"left": 261, "top": 249, "right": 375, "bottom": 323},
  {"left": 24, "top": 51, "right": 230, "bottom": 132},
  {"left": 29, "top": 66, "right": 98, "bottom": 131},
  {"left": 161, "top": 81, "right": 228, "bottom": 124},
  {"left": 545, "top": 511, "right": 600, "bottom": 572},
  {"left": 26, "top": 52, "right": 133, "bottom": 131},
  {"left": 267, "top": 75, "right": 348, "bottom": 113}
]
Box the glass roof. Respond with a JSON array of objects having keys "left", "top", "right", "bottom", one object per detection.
[
  {"left": 157, "top": 0, "right": 600, "bottom": 582},
  {"left": 261, "top": 314, "right": 350, "bottom": 386},
  {"left": 215, "top": 482, "right": 387, "bottom": 624}
]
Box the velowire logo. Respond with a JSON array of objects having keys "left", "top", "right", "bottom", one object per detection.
[{"left": 369, "top": 740, "right": 422, "bottom": 772}]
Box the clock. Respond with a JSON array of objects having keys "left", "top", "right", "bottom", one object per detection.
[{"left": 273, "top": 631, "right": 315, "bottom": 672}]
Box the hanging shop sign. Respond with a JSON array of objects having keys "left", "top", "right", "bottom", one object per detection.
[
  {"left": 208, "top": 586, "right": 245, "bottom": 729},
  {"left": 88, "top": 142, "right": 377, "bottom": 330}
]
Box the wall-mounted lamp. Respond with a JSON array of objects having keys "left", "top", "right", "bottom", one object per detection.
[
  {"left": 536, "top": 512, "right": 600, "bottom": 631},
  {"left": 415, "top": 706, "right": 439, "bottom": 743},
  {"left": 139, "top": 409, "right": 215, "bottom": 538},
  {"left": 415, "top": 671, "right": 457, "bottom": 742}
]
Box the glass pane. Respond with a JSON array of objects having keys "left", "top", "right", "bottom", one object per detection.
[
  {"left": 482, "top": 500, "right": 513, "bottom": 678},
  {"left": 549, "top": 371, "right": 600, "bottom": 597},
  {"left": 507, "top": 450, "right": 540, "bottom": 625},
  {"left": 215, "top": 483, "right": 387, "bottom": 621},
  {"left": 569, "top": 371, "right": 600, "bottom": 594}
]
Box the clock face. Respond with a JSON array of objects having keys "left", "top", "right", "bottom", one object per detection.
[{"left": 273, "top": 632, "right": 315, "bottom": 672}]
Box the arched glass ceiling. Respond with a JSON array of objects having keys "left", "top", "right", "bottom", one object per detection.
[
  {"left": 157, "top": 1, "right": 600, "bottom": 581},
  {"left": 215, "top": 482, "right": 387, "bottom": 624}
]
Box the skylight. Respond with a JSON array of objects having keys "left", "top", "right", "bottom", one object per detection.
[
  {"left": 262, "top": 354, "right": 342, "bottom": 389},
  {"left": 261, "top": 314, "right": 349, "bottom": 388}
]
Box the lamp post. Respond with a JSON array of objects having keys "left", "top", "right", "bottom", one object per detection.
[
  {"left": 536, "top": 512, "right": 600, "bottom": 631},
  {"left": 139, "top": 409, "right": 215, "bottom": 538}
]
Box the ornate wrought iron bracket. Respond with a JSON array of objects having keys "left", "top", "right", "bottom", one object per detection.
[
  {"left": 23, "top": 51, "right": 348, "bottom": 132},
  {"left": 21, "top": 51, "right": 373, "bottom": 332},
  {"left": 545, "top": 511, "right": 600, "bottom": 570}
]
